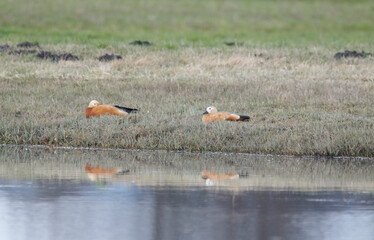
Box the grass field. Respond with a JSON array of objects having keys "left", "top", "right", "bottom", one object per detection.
[
  {"left": 0, "top": 0, "right": 374, "bottom": 157},
  {"left": 1, "top": 0, "right": 374, "bottom": 48}
]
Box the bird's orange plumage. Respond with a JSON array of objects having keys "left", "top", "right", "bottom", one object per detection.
[
  {"left": 85, "top": 100, "right": 137, "bottom": 118},
  {"left": 202, "top": 106, "right": 250, "bottom": 123},
  {"left": 85, "top": 105, "right": 127, "bottom": 118},
  {"left": 202, "top": 112, "right": 241, "bottom": 123}
]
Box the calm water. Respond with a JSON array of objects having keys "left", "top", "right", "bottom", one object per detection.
[{"left": 1, "top": 146, "right": 374, "bottom": 240}]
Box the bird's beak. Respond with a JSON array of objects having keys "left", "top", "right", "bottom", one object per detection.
[{"left": 203, "top": 111, "right": 208, "bottom": 115}]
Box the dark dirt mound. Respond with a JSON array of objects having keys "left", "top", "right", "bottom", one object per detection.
[
  {"left": 334, "top": 50, "right": 372, "bottom": 60},
  {"left": 224, "top": 42, "right": 235, "bottom": 46},
  {"left": 224, "top": 42, "right": 243, "bottom": 46},
  {"left": 8, "top": 50, "right": 37, "bottom": 55},
  {"left": 98, "top": 53, "right": 122, "bottom": 62},
  {"left": 17, "top": 41, "right": 40, "bottom": 48},
  {"left": 129, "top": 40, "right": 152, "bottom": 46},
  {"left": 253, "top": 53, "right": 265, "bottom": 58},
  {"left": 37, "top": 51, "right": 62, "bottom": 61},
  {"left": 59, "top": 53, "right": 79, "bottom": 61},
  {"left": 0, "top": 44, "right": 10, "bottom": 51},
  {"left": 36, "top": 51, "right": 79, "bottom": 61}
]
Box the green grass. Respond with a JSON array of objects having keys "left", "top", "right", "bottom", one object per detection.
[
  {"left": 1, "top": 0, "right": 374, "bottom": 48},
  {"left": 0, "top": 0, "right": 374, "bottom": 157}
]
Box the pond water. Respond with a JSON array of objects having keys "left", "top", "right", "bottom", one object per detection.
[{"left": 1, "top": 145, "right": 374, "bottom": 240}]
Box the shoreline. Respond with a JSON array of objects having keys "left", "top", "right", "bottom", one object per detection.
[{"left": 2, "top": 143, "right": 373, "bottom": 161}]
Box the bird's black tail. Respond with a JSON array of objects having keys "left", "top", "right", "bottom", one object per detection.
[
  {"left": 239, "top": 115, "right": 250, "bottom": 121},
  {"left": 116, "top": 169, "right": 130, "bottom": 175},
  {"left": 239, "top": 172, "right": 249, "bottom": 178},
  {"left": 114, "top": 105, "right": 138, "bottom": 113}
]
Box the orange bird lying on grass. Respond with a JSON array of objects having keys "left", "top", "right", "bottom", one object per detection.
[
  {"left": 85, "top": 100, "right": 138, "bottom": 118},
  {"left": 202, "top": 106, "right": 250, "bottom": 123},
  {"left": 85, "top": 164, "right": 129, "bottom": 181}
]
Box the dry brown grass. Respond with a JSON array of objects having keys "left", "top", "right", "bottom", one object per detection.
[{"left": 0, "top": 45, "right": 373, "bottom": 157}]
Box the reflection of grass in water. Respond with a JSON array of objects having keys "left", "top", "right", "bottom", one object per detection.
[
  {"left": 1, "top": 146, "right": 374, "bottom": 191},
  {"left": 92, "top": 181, "right": 110, "bottom": 188}
]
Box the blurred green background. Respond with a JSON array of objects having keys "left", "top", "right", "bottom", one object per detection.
[{"left": 1, "top": 0, "right": 374, "bottom": 48}]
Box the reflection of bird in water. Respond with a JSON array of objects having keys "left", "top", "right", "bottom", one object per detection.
[
  {"left": 201, "top": 171, "right": 245, "bottom": 186},
  {"left": 202, "top": 171, "right": 240, "bottom": 180},
  {"left": 85, "top": 164, "right": 129, "bottom": 181},
  {"left": 205, "top": 178, "right": 214, "bottom": 186}
]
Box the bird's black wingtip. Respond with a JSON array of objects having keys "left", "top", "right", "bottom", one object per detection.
[
  {"left": 239, "top": 115, "right": 250, "bottom": 121},
  {"left": 114, "top": 105, "right": 139, "bottom": 113},
  {"left": 239, "top": 172, "right": 249, "bottom": 178},
  {"left": 116, "top": 169, "right": 130, "bottom": 175}
]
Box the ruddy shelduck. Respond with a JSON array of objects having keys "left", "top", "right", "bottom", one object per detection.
[
  {"left": 85, "top": 100, "right": 138, "bottom": 118},
  {"left": 202, "top": 106, "right": 250, "bottom": 123},
  {"left": 85, "top": 164, "right": 129, "bottom": 181}
]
